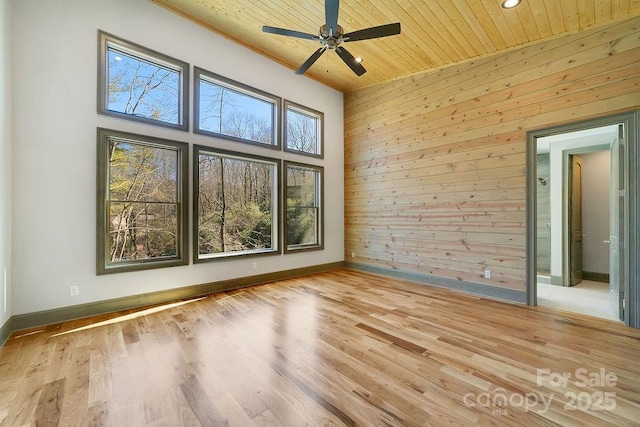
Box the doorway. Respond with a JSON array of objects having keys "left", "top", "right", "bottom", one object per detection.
[
  {"left": 526, "top": 112, "right": 640, "bottom": 328},
  {"left": 568, "top": 154, "right": 583, "bottom": 287},
  {"left": 535, "top": 129, "right": 614, "bottom": 319}
]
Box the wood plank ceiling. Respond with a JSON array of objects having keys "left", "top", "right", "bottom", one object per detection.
[{"left": 152, "top": 0, "right": 640, "bottom": 93}]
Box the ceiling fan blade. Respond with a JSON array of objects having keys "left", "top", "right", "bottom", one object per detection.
[
  {"left": 296, "top": 47, "right": 327, "bottom": 75},
  {"left": 344, "top": 23, "right": 401, "bottom": 42},
  {"left": 262, "top": 25, "right": 318, "bottom": 40},
  {"left": 262, "top": 26, "right": 317, "bottom": 40},
  {"left": 325, "top": 0, "right": 340, "bottom": 35},
  {"left": 335, "top": 46, "right": 366, "bottom": 76}
]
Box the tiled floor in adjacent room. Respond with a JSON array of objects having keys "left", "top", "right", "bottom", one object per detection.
[{"left": 537, "top": 279, "right": 619, "bottom": 321}]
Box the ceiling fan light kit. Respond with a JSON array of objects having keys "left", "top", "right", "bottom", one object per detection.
[{"left": 262, "top": 0, "right": 401, "bottom": 76}]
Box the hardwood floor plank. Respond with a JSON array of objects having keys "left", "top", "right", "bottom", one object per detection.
[
  {"left": 34, "top": 378, "right": 65, "bottom": 426},
  {"left": 88, "top": 347, "right": 112, "bottom": 407},
  {"left": 87, "top": 400, "right": 110, "bottom": 426},
  {"left": 355, "top": 322, "right": 429, "bottom": 355},
  {"left": 121, "top": 322, "right": 140, "bottom": 345},
  {"left": 180, "top": 374, "right": 228, "bottom": 426},
  {"left": 2, "top": 269, "right": 640, "bottom": 425},
  {"left": 269, "top": 359, "right": 357, "bottom": 427}
]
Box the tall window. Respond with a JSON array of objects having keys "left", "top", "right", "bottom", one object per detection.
[
  {"left": 97, "top": 129, "right": 188, "bottom": 274},
  {"left": 194, "top": 67, "right": 280, "bottom": 148},
  {"left": 284, "top": 100, "right": 324, "bottom": 158},
  {"left": 194, "top": 146, "right": 280, "bottom": 261},
  {"left": 97, "top": 31, "right": 189, "bottom": 131},
  {"left": 284, "top": 162, "right": 323, "bottom": 252}
]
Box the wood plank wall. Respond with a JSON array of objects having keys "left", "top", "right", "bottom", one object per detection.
[{"left": 344, "top": 16, "right": 640, "bottom": 293}]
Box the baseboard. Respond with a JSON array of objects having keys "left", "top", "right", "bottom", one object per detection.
[
  {"left": 0, "top": 317, "right": 13, "bottom": 348},
  {"left": 537, "top": 275, "right": 551, "bottom": 284},
  {"left": 551, "top": 275, "right": 564, "bottom": 286},
  {"left": 583, "top": 271, "right": 610, "bottom": 283},
  {"left": 345, "top": 262, "right": 527, "bottom": 304},
  {"left": 5, "top": 261, "right": 344, "bottom": 340}
]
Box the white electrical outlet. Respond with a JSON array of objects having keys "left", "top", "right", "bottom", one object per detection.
[
  {"left": 351, "top": 252, "right": 355, "bottom": 258},
  {"left": 252, "top": 262, "right": 258, "bottom": 270},
  {"left": 70, "top": 285, "right": 79, "bottom": 296},
  {"left": 484, "top": 270, "right": 491, "bottom": 279}
]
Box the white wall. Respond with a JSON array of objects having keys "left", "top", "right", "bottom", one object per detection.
[
  {"left": 0, "top": 0, "right": 12, "bottom": 328},
  {"left": 581, "top": 150, "right": 611, "bottom": 274},
  {"left": 11, "top": 0, "right": 344, "bottom": 315}
]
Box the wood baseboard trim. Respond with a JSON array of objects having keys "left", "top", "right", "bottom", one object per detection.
[
  {"left": 6, "top": 261, "right": 344, "bottom": 338},
  {"left": 583, "top": 271, "right": 610, "bottom": 283},
  {"left": 0, "top": 317, "right": 13, "bottom": 347},
  {"left": 345, "top": 262, "right": 527, "bottom": 304}
]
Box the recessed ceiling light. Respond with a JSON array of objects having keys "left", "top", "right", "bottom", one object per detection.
[{"left": 502, "top": 0, "right": 521, "bottom": 8}]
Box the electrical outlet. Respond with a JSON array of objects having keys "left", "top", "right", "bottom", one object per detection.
[
  {"left": 70, "top": 285, "right": 79, "bottom": 296},
  {"left": 351, "top": 252, "right": 355, "bottom": 258},
  {"left": 484, "top": 270, "right": 491, "bottom": 279},
  {"left": 252, "top": 262, "right": 258, "bottom": 270}
]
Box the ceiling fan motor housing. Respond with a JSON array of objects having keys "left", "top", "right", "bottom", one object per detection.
[{"left": 319, "top": 24, "right": 344, "bottom": 49}]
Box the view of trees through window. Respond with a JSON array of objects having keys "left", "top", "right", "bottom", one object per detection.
[
  {"left": 197, "top": 70, "right": 276, "bottom": 146},
  {"left": 106, "top": 46, "right": 181, "bottom": 125},
  {"left": 196, "top": 149, "right": 278, "bottom": 259},
  {"left": 107, "top": 138, "right": 181, "bottom": 263},
  {"left": 285, "top": 101, "right": 323, "bottom": 157},
  {"left": 98, "top": 34, "right": 327, "bottom": 272},
  {"left": 286, "top": 163, "right": 322, "bottom": 249}
]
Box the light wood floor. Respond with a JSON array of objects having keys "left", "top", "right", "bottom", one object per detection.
[{"left": 1, "top": 269, "right": 640, "bottom": 426}]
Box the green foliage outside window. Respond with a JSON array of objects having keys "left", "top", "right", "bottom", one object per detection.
[
  {"left": 108, "top": 141, "right": 179, "bottom": 260},
  {"left": 196, "top": 148, "right": 279, "bottom": 260},
  {"left": 97, "top": 129, "right": 188, "bottom": 274},
  {"left": 285, "top": 162, "right": 323, "bottom": 252}
]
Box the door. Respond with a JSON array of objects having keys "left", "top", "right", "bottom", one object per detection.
[
  {"left": 610, "top": 126, "right": 624, "bottom": 320},
  {"left": 568, "top": 155, "right": 583, "bottom": 286}
]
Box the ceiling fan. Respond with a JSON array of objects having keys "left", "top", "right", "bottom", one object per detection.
[{"left": 262, "top": 0, "right": 401, "bottom": 76}]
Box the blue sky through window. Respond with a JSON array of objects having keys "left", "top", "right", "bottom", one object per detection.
[
  {"left": 107, "top": 47, "right": 181, "bottom": 124},
  {"left": 198, "top": 78, "right": 274, "bottom": 145}
]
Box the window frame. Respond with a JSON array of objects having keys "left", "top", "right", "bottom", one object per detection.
[
  {"left": 193, "top": 145, "right": 282, "bottom": 263},
  {"left": 194, "top": 67, "right": 282, "bottom": 150},
  {"left": 97, "top": 30, "right": 190, "bottom": 131},
  {"left": 283, "top": 161, "right": 324, "bottom": 253},
  {"left": 96, "top": 128, "right": 189, "bottom": 275},
  {"left": 283, "top": 100, "right": 324, "bottom": 158}
]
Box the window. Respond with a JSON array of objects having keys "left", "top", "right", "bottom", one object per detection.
[
  {"left": 284, "top": 162, "right": 323, "bottom": 252},
  {"left": 98, "top": 31, "right": 189, "bottom": 131},
  {"left": 97, "top": 129, "right": 189, "bottom": 274},
  {"left": 194, "top": 146, "right": 280, "bottom": 261},
  {"left": 194, "top": 67, "right": 280, "bottom": 148},
  {"left": 284, "top": 100, "right": 324, "bottom": 158}
]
